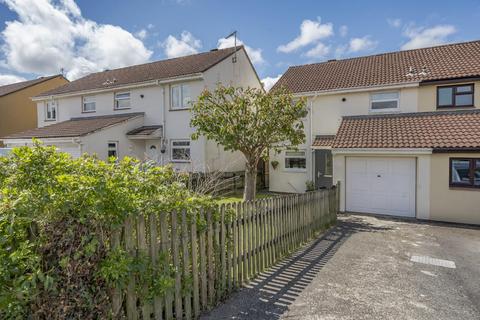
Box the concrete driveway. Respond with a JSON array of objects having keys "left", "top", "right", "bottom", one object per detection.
[{"left": 201, "top": 214, "right": 480, "bottom": 320}]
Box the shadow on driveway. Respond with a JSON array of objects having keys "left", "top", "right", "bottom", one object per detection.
[{"left": 201, "top": 216, "right": 393, "bottom": 320}]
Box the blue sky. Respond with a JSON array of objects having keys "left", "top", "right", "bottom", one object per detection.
[{"left": 1, "top": 0, "right": 480, "bottom": 88}]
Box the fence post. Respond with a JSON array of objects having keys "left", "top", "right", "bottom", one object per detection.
[{"left": 190, "top": 210, "right": 200, "bottom": 319}]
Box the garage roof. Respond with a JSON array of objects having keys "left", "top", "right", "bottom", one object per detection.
[
  {"left": 273, "top": 40, "right": 480, "bottom": 94},
  {"left": 2, "top": 113, "right": 144, "bottom": 139},
  {"left": 333, "top": 110, "right": 480, "bottom": 151}
]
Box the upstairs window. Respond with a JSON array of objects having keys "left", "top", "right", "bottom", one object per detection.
[
  {"left": 437, "top": 84, "right": 474, "bottom": 108},
  {"left": 114, "top": 92, "right": 131, "bottom": 109},
  {"left": 450, "top": 158, "right": 480, "bottom": 188},
  {"left": 82, "top": 95, "right": 96, "bottom": 113},
  {"left": 107, "top": 141, "right": 118, "bottom": 158},
  {"left": 45, "top": 100, "right": 57, "bottom": 120},
  {"left": 285, "top": 150, "right": 306, "bottom": 171},
  {"left": 171, "top": 140, "right": 191, "bottom": 162},
  {"left": 171, "top": 84, "right": 191, "bottom": 110},
  {"left": 370, "top": 92, "right": 399, "bottom": 111}
]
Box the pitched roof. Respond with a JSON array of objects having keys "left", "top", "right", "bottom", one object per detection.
[
  {"left": 0, "top": 75, "right": 65, "bottom": 97},
  {"left": 312, "top": 135, "right": 336, "bottom": 147},
  {"left": 39, "top": 47, "right": 242, "bottom": 97},
  {"left": 332, "top": 110, "right": 480, "bottom": 150},
  {"left": 127, "top": 125, "right": 162, "bottom": 136},
  {"left": 273, "top": 40, "right": 480, "bottom": 94},
  {"left": 2, "top": 113, "right": 143, "bottom": 139}
]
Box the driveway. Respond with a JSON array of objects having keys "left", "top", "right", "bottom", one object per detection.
[{"left": 201, "top": 214, "right": 480, "bottom": 320}]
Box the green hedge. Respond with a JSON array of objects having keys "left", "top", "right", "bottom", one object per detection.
[{"left": 0, "top": 141, "right": 212, "bottom": 319}]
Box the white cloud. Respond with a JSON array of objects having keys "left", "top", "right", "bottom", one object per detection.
[
  {"left": 304, "top": 42, "right": 331, "bottom": 58},
  {"left": 163, "top": 31, "right": 202, "bottom": 58},
  {"left": 278, "top": 18, "right": 333, "bottom": 53},
  {"left": 135, "top": 29, "right": 147, "bottom": 40},
  {"left": 1, "top": 0, "right": 152, "bottom": 80},
  {"left": 0, "top": 74, "right": 27, "bottom": 85},
  {"left": 339, "top": 25, "right": 348, "bottom": 37},
  {"left": 387, "top": 18, "right": 402, "bottom": 28},
  {"left": 401, "top": 25, "right": 457, "bottom": 50},
  {"left": 348, "top": 36, "right": 378, "bottom": 52},
  {"left": 261, "top": 74, "right": 282, "bottom": 91},
  {"left": 217, "top": 37, "right": 264, "bottom": 65}
]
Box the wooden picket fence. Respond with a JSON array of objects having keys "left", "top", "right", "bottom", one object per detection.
[{"left": 111, "top": 184, "right": 339, "bottom": 319}]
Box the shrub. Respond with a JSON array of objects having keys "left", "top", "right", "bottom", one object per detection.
[{"left": 0, "top": 141, "right": 212, "bottom": 319}]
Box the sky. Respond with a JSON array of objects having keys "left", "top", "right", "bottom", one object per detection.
[{"left": 0, "top": 0, "right": 479, "bottom": 89}]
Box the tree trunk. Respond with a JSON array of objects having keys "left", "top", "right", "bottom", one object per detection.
[{"left": 243, "top": 161, "right": 257, "bottom": 201}]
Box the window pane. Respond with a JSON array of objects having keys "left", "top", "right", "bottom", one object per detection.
[
  {"left": 371, "top": 100, "right": 398, "bottom": 110},
  {"left": 115, "top": 93, "right": 130, "bottom": 99},
  {"left": 451, "top": 159, "right": 471, "bottom": 184},
  {"left": 438, "top": 87, "right": 453, "bottom": 106},
  {"left": 173, "top": 141, "right": 189, "bottom": 147},
  {"left": 171, "top": 86, "right": 181, "bottom": 109},
  {"left": 83, "top": 102, "right": 96, "bottom": 112},
  {"left": 455, "top": 94, "right": 473, "bottom": 106},
  {"left": 456, "top": 85, "right": 472, "bottom": 93},
  {"left": 285, "top": 157, "right": 306, "bottom": 169},
  {"left": 371, "top": 92, "right": 399, "bottom": 100},
  {"left": 325, "top": 152, "right": 333, "bottom": 175},
  {"left": 116, "top": 99, "right": 130, "bottom": 109},
  {"left": 172, "top": 148, "right": 190, "bottom": 160},
  {"left": 182, "top": 85, "right": 191, "bottom": 108},
  {"left": 475, "top": 160, "right": 480, "bottom": 186}
]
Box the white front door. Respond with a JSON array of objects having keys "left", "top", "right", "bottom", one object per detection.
[{"left": 346, "top": 157, "right": 416, "bottom": 217}]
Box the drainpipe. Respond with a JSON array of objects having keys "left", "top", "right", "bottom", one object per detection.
[{"left": 159, "top": 80, "right": 166, "bottom": 166}]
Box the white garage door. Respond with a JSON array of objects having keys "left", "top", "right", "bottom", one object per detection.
[{"left": 346, "top": 157, "right": 416, "bottom": 217}]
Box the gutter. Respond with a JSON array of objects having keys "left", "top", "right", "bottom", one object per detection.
[
  {"left": 332, "top": 148, "right": 433, "bottom": 155},
  {"left": 293, "top": 81, "right": 419, "bottom": 98}
]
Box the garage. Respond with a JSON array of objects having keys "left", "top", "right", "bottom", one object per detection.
[{"left": 346, "top": 157, "right": 416, "bottom": 217}]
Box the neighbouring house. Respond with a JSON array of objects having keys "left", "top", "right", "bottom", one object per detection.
[
  {"left": 2, "top": 46, "right": 262, "bottom": 174},
  {"left": 270, "top": 40, "right": 480, "bottom": 225},
  {"left": 0, "top": 75, "right": 68, "bottom": 147}
]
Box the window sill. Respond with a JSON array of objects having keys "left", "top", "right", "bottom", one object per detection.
[
  {"left": 449, "top": 184, "right": 480, "bottom": 190},
  {"left": 82, "top": 110, "right": 96, "bottom": 114},
  {"left": 284, "top": 169, "right": 307, "bottom": 173},
  {"left": 114, "top": 107, "right": 132, "bottom": 111},
  {"left": 171, "top": 160, "right": 191, "bottom": 163},
  {"left": 44, "top": 119, "right": 57, "bottom": 122},
  {"left": 169, "top": 107, "right": 190, "bottom": 112},
  {"left": 437, "top": 105, "right": 475, "bottom": 109}
]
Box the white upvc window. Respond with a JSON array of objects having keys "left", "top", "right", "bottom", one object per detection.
[
  {"left": 370, "top": 91, "right": 399, "bottom": 112},
  {"left": 114, "top": 92, "right": 131, "bottom": 110},
  {"left": 171, "top": 139, "right": 191, "bottom": 162},
  {"left": 45, "top": 100, "right": 57, "bottom": 120},
  {"left": 82, "top": 95, "right": 96, "bottom": 113},
  {"left": 284, "top": 150, "right": 306, "bottom": 172},
  {"left": 171, "top": 84, "right": 191, "bottom": 110},
  {"left": 107, "top": 141, "right": 118, "bottom": 158}
]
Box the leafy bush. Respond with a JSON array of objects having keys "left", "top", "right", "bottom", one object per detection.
[{"left": 0, "top": 141, "right": 212, "bottom": 319}]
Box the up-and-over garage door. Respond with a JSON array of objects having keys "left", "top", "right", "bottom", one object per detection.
[{"left": 346, "top": 157, "right": 416, "bottom": 217}]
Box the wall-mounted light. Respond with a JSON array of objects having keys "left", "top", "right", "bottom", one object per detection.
[
  {"left": 140, "top": 94, "right": 144, "bottom": 99},
  {"left": 342, "top": 97, "right": 346, "bottom": 102}
]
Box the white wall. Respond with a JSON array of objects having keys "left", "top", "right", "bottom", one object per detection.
[
  {"left": 269, "top": 86, "right": 419, "bottom": 193},
  {"left": 34, "top": 48, "right": 263, "bottom": 173}
]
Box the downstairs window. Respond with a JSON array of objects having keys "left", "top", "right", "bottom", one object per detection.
[
  {"left": 285, "top": 150, "right": 306, "bottom": 171},
  {"left": 449, "top": 158, "right": 480, "bottom": 188}
]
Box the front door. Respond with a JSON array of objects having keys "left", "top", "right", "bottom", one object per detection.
[{"left": 315, "top": 149, "right": 333, "bottom": 189}]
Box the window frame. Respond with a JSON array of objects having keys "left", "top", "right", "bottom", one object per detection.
[
  {"left": 82, "top": 95, "right": 96, "bottom": 113},
  {"left": 369, "top": 91, "right": 400, "bottom": 113},
  {"left": 107, "top": 141, "right": 119, "bottom": 159},
  {"left": 114, "top": 92, "right": 131, "bottom": 110},
  {"left": 449, "top": 157, "right": 480, "bottom": 189},
  {"left": 45, "top": 100, "right": 57, "bottom": 121},
  {"left": 170, "top": 84, "right": 191, "bottom": 110},
  {"left": 170, "top": 139, "right": 191, "bottom": 163},
  {"left": 437, "top": 84, "right": 474, "bottom": 109},
  {"left": 284, "top": 149, "right": 307, "bottom": 172}
]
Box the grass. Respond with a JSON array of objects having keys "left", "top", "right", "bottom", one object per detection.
[{"left": 215, "top": 191, "right": 274, "bottom": 204}]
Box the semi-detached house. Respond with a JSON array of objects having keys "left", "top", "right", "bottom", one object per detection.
[
  {"left": 2, "top": 46, "right": 262, "bottom": 173},
  {"left": 270, "top": 40, "right": 480, "bottom": 225}
]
